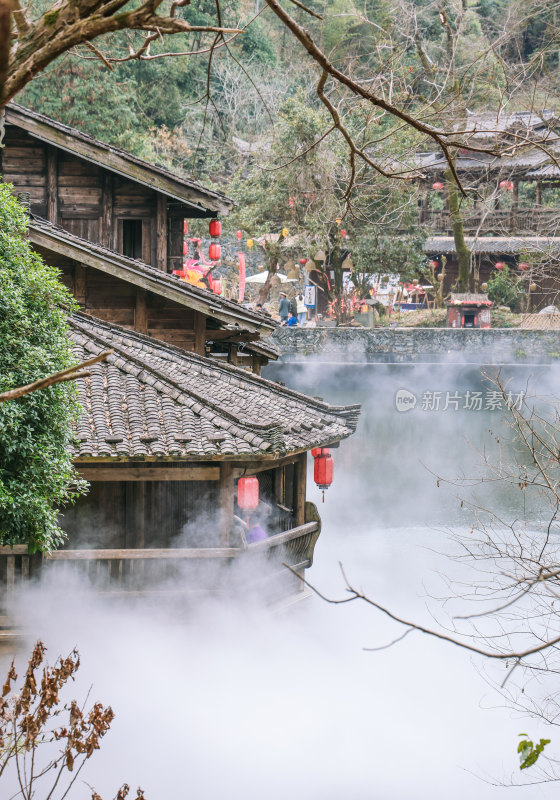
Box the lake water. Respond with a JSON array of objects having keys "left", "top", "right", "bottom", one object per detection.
[{"left": 3, "top": 359, "right": 559, "bottom": 799}]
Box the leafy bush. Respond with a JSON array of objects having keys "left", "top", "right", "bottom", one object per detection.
[
  {"left": 486, "top": 265, "right": 524, "bottom": 311},
  {"left": 0, "top": 184, "right": 85, "bottom": 550}
]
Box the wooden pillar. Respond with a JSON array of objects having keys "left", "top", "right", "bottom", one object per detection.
[
  {"left": 252, "top": 354, "right": 261, "bottom": 375},
  {"left": 101, "top": 173, "right": 113, "bottom": 249},
  {"left": 74, "top": 264, "right": 87, "bottom": 307},
  {"left": 194, "top": 311, "right": 206, "bottom": 356},
  {"left": 219, "top": 463, "right": 234, "bottom": 547},
  {"left": 274, "top": 465, "right": 285, "bottom": 505},
  {"left": 135, "top": 288, "right": 148, "bottom": 334},
  {"left": 229, "top": 344, "right": 238, "bottom": 365},
  {"left": 156, "top": 195, "right": 168, "bottom": 271},
  {"left": 46, "top": 147, "right": 58, "bottom": 223},
  {"left": 511, "top": 180, "right": 519, "bottom": 232},
  {"left": 294, "top": 452, "right": 307, "bottom": 527}
]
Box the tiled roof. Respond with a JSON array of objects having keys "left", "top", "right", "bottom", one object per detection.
[
  {"left": 6, "top": 103, "right": 232, "bottom": 215},
  {"left": 29, "top": 216, "right": 277, "bottom": 336},
  {"left": 69, "top": 314, "right": 360, "bottom": 461},
  {"left": 448, "top": 292, "right": 491, "bottom": 306},
  {"left": 424, "top": 236, "right": 560, "bottom": 255}
]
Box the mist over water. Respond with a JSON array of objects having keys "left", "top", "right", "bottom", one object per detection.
[{"left": 4, "top": 355, "right": 560, "bottom": 799}]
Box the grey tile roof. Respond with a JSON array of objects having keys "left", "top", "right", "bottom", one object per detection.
[
  {"left": 29, "top": 216, "right": 277, "bottom": 337},
  {"left": 424, "top": 236, "right": 560, "bottom": 255},
  {"left": 7, "top": 103, "right": 232, "bottom": 214},
  {"left": 69, "top": 314, "right": 360, "bottom": 461}
]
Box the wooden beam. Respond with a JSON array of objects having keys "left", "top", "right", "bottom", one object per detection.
[
  {"left": 135, "top": 288, "right": 148, "bottom": 334},
  {"left": 194, "top": 311, "right": 206, "bottom": 356},
  {"left": 219, "top": 463, "right": 234, "bottom": 547},
  {"left": 101, "top": 173, "right": 113, "bottom": 248},
  {"left": 156, "top": 195, "right": 168, "bottom": 271},
  {"left": 45, "top": 547, "right": 239, "bottom": 561},
  {"left": 274, "top": 465, "right": 285, "bottom": 505},
  {"left": 74, "top": 264, "right": 87, "bottom": 306},
  {"left": 294, "top": 451, "right": 307, "bottom": 527},
  {"left": 46, "top": 147, "right": 58, "bottom": 223},
  {"left": 228, "top": 344, "right": 238, "bottom": 365},
  {"left": 78, "top": 466, "right": 220, "bottom": 481}
]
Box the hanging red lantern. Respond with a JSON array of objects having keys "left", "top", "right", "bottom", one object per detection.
[
  {"left": 183, "top": 220, "right": 188, "bottom": 235},
  {"left": 499, "top": 180, "right": 514, "bottom": 191},
  {"left": 340, "top": 229, "right": 347, "bottom": 238},
  {"left": 183, "top": 241, "right": 188, "bottom": 256},
  {"left": 299, "top": 258, "right": 308, "bottom": 266},
  {"left": 209, "top": 219, "right": 222, "bottom": 237},
  {"left": 495, "top": 261, "right": 505, "bottom": 270},
  {"left": 518, "top": 262, "right": 530, "bottom": 271},
  {"left": 314, "top": 452, "right": 334, "bottom": 502},
  {"left": 288, "top": 196, "right": 295, "bottom": 207},
  {"left": 238, "top": 476, "right": 259, "bottom": 512},
  {"left": 212, "top": 279, "right": 222, "bottom": 295},
  {"left": 208, "top": 242, "right": 221, "bottom": 261},
  {"left": 311, "top": 447, "right": 330, "bottom": 459},
  {"left": 432, "top": 181, "right": 444, "bottom": 191},
  {"left": 429, "top": 260, "right": 438, "bottom": 270},
  {"left": 236, "top": 230, "right": 243, "bottom": 241}
]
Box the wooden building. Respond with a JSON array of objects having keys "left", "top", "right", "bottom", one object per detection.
[
  {"left": 1, "top": 103, "right": 231, "bottom": 269},
  {"left": 0, "top": 104, "right": 361, "bottom": 611},
  {"left": 0, "top": 314, "right": 359, "bottom": 607},
  {"left": 0, "top": 104, "right": 278, "bottom": 373}
]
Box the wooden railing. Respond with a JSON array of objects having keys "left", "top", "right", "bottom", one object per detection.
[
  {"left": 419, "top": 207, "right": 560, "bottom": 235},
  {"left": 0, "top": 518, "right": 321, "bottom": 605}
]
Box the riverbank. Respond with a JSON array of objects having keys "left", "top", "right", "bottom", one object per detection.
[{"left": 270, "top": 327, "right": 560, "bottom": 363}]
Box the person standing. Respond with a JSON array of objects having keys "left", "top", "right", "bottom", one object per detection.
[
  {"left": 278, "top": 292, "right": 290, "bottom": 323},
  {"left": 296, "top": 294, "right": 307, "bottom": 326}
]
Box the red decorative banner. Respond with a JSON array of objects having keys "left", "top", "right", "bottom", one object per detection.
[{"left": 238, "top": 252, "right": 246, "bottom": 302}]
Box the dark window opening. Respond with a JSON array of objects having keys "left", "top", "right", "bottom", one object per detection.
[
  {"left": 122, "top": 219, "right": 143, "bottom": 260},
  {"left": 463, "top": 312, "right": 476, "bottom": 327}
]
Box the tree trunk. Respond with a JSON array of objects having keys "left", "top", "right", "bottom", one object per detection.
[
  {"left": 0, "top": 0, "right": 11, "bottom": 109},
  {"left": 257, "top": 255, "right": 278, "bottom": 305},
  {"left": 445, "top": 160, "right": 471, "bottom": 292}
]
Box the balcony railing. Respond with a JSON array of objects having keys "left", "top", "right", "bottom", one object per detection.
[
  {"left": 0, "top": 514, "right": 321, "bottom": 611},
  {"left": 420, "top": 207, "right": 560, "bottom": 235}
]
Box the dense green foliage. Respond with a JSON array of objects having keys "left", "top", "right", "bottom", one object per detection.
[
  {"left": 486, "top": 265, "right": 524, "bottom": 310},
  {"left": 0, "top": 185, "right": 85, "bottom": 551}
]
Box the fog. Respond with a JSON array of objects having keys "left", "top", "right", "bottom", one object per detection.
[{"left": 3, "top": 356, "right": 559, "bottom": 799}]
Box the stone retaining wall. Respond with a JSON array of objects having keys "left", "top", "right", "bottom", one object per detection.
[{"left": 270, "top": 327, "right": 560, "bottom": 363}]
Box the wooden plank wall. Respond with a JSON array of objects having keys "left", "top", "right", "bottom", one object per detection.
[
  {"left": 59, "top": 480, "right": 221, "bottom": 549},
  {"left": 1, "top": 127, "right": 47, "bottom": 215}
]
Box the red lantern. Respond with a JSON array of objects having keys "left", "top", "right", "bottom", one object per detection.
[
  {"left": 288, "top": 196, "right": 295, "bottom": 207},
  {"left": 212, "top": 279, "right": 222, "bottom": 295},
  {"left": 236, "top": 230, "right": 243, "bottom": 241},
  {"left": 238, "top": 476, "right": 259, "bottom": 512},
  {"left": 314, "top": 452, "right": 334, "bottom": 502},
  {"left": 208, "top": 243, "right": 221, "bottom": 261},
  {"left": 495, "top": 261, "right": 505, "bottom": 271},
  {"left": 183, "top": 220, "right": 188, "bottom": 235},
  {"left": 429, "top": 260, "right": 438, "bottom": 270},
  {"left": 183, "top": 241, "right": 188, "bottom": 256},
  {"left": 299, "top": 258, "right": 308, "bottom": 266},
  {"left": 518, "top": 262, "right": 530, "bottom": 271},
  {"left": 209, "top": 219, "right": 221, "bottom": 237},
  {"left": 432, "top": 181, "right": 444, "bottom": 191},
  {"left": 311, "top": 447, "right": 330, "bottom": 458},
  {"left": 499, "top": 180, "right": 514, "bottom": 191},
  {"left": 340, "top": 229, "right": 347, "bottom": 238}
]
